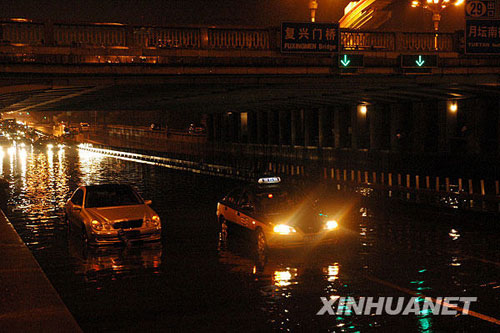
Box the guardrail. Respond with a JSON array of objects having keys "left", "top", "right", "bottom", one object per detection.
[
  {"left": 77, "top": 138, "right": 500, "bottom": 214},
  {"left": 0, "top": 20, "right": 459, "bottom": 53}
]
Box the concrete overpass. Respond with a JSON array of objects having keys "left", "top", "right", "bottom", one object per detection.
[
  {"left": 0, "top": 20, "right": 498, "bottom": 113},
  {"left": 1, "top": 20, "right": 500, "bottom": 173}
]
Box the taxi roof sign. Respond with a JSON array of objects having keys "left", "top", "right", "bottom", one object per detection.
[{"left": 258, "top": 177, "right": 281, "bottom": 184}]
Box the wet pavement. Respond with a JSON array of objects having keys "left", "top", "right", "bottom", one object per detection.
[{"left": 1, "top": 144, "right": 499, "bottom": 332}]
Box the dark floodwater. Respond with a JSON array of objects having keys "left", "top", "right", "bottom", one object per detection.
[{"left": 1, "top": 144, "right": 499, "bottom": 332}]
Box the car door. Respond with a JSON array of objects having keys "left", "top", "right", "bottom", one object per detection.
[
  {"left": 67, "top": 189, "right": 84, "bottom": 227},
  {"left": 220, "top": 188, "right": 241, "bottom": 224},
  {"left": 236, "top": 191, "right": 256, "bottom": 229}
]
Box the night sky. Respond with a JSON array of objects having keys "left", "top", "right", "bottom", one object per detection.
[
  {"left": 1, "top": 0, "right": 464, "bottom": 32},
  {"left": 0, "top": 0, "right": 350, "bottom": 26}
]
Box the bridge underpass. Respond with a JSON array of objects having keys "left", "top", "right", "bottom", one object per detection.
[
  {"left": 1, "top": 20, "right": 500, "bottom": 332},
  {"left": 2, "top": 74, "right": 500, "bottom": 154},
  {"left": 2, "top": 73, "right": 500, "bottom": 182}
]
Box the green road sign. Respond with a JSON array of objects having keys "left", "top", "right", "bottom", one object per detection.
[
  {"left": 338, "top": 54, "right": 364, "bottom": 68},
  {"left": 401, "top": 55, "right": 438, "bottom": 68}
]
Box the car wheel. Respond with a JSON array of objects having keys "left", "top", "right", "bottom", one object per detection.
[{"left": 255, "top": 228, "right": 267, "bottom": 255}]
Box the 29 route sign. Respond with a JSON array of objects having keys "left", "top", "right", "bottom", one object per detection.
[
  {"left": 401, "top": 54, "right": 438, "bottom": 68},
  {"left": 465, "top": 0, "right": 496, "bottom": 18}
]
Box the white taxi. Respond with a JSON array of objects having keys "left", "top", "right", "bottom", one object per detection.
[{"left": 216, "top": 177, "right": 340, "bottom": 252}]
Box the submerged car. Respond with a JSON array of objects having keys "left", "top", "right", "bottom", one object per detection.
[
  {"left": 65, "top": 184, "right": 161, "bottom": 245},
  {"left": 216, "top": 177, "right": 341, "bottom": 252}
]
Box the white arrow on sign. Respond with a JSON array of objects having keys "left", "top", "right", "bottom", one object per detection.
[{"left": 416, "top": 55, "right": 425, "bottom": 67}]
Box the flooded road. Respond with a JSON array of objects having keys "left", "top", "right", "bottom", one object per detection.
[{"left": 1, "top": 144, "right": 499, "bottom": 332}]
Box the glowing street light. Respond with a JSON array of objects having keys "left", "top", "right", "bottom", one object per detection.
[
  {"left": 309, "top": 0, "right": 319, "bottom": 22},
  {"left": 411, "top": 0, "right": 464, "bottom": 49}
]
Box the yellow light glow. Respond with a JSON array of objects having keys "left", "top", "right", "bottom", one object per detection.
[
  {"left": 449, "top": 102, "right": 458, "bottom": 113},
  {"left": 8, "top": 146, "right": 15, "bottom": 156},
  {"left": 273, "top": 224, "right": 296, "bottom": 235},
  {"left": 325, "top": 263, "right": 340, "bottom": 282},
  {"left": 325, "top": 220, "right": 339, "bottom": 230},
  {"left": 359, "top": 105, "right": 367, "bottom": 115},
  {"left": 273, "top": 269, "right": 298, "bottom": 287}
]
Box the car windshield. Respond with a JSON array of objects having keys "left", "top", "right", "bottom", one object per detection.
[
  {"left": 255, "top": 187, "right": 297, "bottom": 212},
  {"left": 85, "top": 186, "right": 143, "bottom": 208}
]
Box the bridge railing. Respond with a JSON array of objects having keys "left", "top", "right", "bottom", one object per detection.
[
  {"left": 341, "top": 31, "right": 395, "bottom": 51},
  {"left": 207, "top": 28, "right": 270, "bottom": 50},
  {"left": 0, "top": 20, "right": 460, "bottom": 53}
]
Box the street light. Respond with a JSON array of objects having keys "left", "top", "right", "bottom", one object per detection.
[
  {"left": 309, "top": 0, "right": 319, "bottom": 22},
  {"left": 411, "top": 0, "right": 464, "bottom": 49}
]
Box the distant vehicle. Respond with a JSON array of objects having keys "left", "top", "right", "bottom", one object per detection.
[
  {"left": 80, "top": 123, "right": 90, "bottom": 131},
  {"left": 34, "top": 136, "right": 59, "bottom": 149},
  {"left": 65, "top": 184, "right": 162, "bottom": 245},
  {"left": 188, "top": 123, "right": 205, "bottom": 134},
  {"left": 150, "top": 123, "right": 164, "bottom": 131},
  {"left": 216, "top": 176, "right": 340, "bottom": 252},
  {"left": 70, "top": 125, "right": 79, "bottom": 133}
]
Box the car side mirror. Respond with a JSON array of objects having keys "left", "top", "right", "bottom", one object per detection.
[
  {"left": 144, "top": 199, "right": 152, "bottom": 205},
  {"left": 73, "top": 205, "right": 82, "bottom": 211}
]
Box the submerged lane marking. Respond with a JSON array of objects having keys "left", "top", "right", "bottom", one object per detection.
[{"left": 362, "top": 274, "right": 500, "bottom": 326}]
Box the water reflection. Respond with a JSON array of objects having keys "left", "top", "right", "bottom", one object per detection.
[
  {"left": 68, "top": 235, "right": 162, "bottom": 283},
  {"left": 0, "top": 141, "right": 496, "bottom": 331},
  {"left": 217, "top": 243, "right": 371, "bottom": 331}
]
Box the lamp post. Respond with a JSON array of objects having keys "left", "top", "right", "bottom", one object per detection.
[
  {"left": 309, "top": 0, "right": 319, "bottom": 22},
  {"left": 411, "top": 0, "right": 464, "bottom": 50}
]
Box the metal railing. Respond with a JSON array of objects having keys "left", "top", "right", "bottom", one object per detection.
[
  {"left": 0, "top": 20, "right": 460, "bottom": 53},
  {"left": 207, "top": 28, "right": 270, "bottom": 49}
]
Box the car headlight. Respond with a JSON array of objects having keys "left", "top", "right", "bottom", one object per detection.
[
  {"left": 145, "top": 215, "right": 161, "bottom": 227},
  {"left": 324, "top": 220, "right": 339, "bottom": 230},
  {"left": 91, "top": 220, "right": 103, "bottom": 231},
  {"left": 273, "top": 224, "right": 297, "bottom": 235}
]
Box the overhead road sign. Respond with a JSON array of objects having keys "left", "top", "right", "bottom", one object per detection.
[
  {"left": 401, "top": 54, "right": 438, "bottom": 68},
  {"left": 281, "top": 22, "right": 339, "bottom": 53},
  {"left": 465, "top": 19, "right": 500, "bottom": 53},
  {"left": 465, "top": 0, "right": 496, "bottom": 19},
  {"left": 338, "top": 54, "right": 364, "bottom": 68}
]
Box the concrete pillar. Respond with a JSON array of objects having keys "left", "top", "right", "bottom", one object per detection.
[
  {"left": 229, "top": 113, "right": 237, "bottom": 143},
  {"left": 333, "top": 107, "right": 341, "bottom": 148},
  {"left": 233, "top": 112, "right": 243, "bottom": 142},
  {"left": 318, "top": 108, "right": 330, "bottom": 147},
  {"left": 291, "top": 110, "right": 298, "bottom": 146},
  {"left": 221, "top": 113, "right": 229, "bottom": 143},
  {"left": 350, "top": 105, "right": 359, "bottom": 150},
  {"left": 304, "top": 109, "right": 313, "bottom": 146},
  {"left": 240, "top": 112, "right": 247, "bottom": 143},
  {"left": 257, "top": 111, "right": 265, "bottom": 144},
  {"left": 247, "top": 112, "right": 256, "bottom": 144},
  {"left": 213, "top": 113, "right": 221, "bottom": 142},
  {"left": 370, "top": 104, "right": 388, "bottom": 150},
  {"left": 390, "top": 104, "right": 404, "bottom": 152},
  {"left": 438, "top": 100, "right": 457, "bottom": 152},
  {"left": 413, "top": 102, "right": 427, "bottom": 153},
  {"left": 497, "top": 99, "right": 500, "bottom": 154},
  {"left": 206, "top": 114, "right": 214, "bottom": 142},
  {"left": 267, "top": 111, "right": 275, "bottom": 145},
  {"left": 279, "top": 110, "right": 288, "bottom": 145}
]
